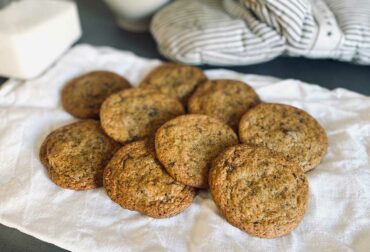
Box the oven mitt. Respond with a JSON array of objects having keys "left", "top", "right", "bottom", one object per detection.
[{"left": 151, "top": 0, "right": 370, "bottom": 65}]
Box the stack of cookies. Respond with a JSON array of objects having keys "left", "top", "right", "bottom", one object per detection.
[{"left": 39, "top": 64, "right": 328, "bottom": 238}]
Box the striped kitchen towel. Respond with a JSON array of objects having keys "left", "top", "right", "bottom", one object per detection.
[{"left": 151, "top": 0, "right": 370, "bottom": 65}]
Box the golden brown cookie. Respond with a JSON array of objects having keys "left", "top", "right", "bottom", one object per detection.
[
  {"left": 239, "top": 103, "right": 328, "bottom": 172},
  {"left": 100, "top": 88, "right": 185, "bottom": 144},
  {"left": 209, "top": 144, "right": 308, "bottom": 238},
  {"left": 155, "top": 114, "right": 238, "bottom": 188},
  {"left": 61, "top": 71, "right": 131, "bottom": 119},
  {"left": 139, "top": 63, "right": 207, "bottom": 103},
  {"left": 103, "top": 140, "right": 196, "bottom": 218},
  {"left": 39, "top": 120, "right": 120, "bottom": 190},
  {"left": 188, "top": 79, "right": 260, "bottom": 130}
]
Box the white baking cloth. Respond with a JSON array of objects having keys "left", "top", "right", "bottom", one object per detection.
[{"left": 0, "top": 44, "right": 369, "bottom": 252}]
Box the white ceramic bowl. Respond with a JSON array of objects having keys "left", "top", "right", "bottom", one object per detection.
[{"left": 103, "top": 0, "right": 171, "bottom": 32}]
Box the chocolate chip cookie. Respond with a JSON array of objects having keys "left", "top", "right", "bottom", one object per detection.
[
  {"left": 155, "top": 114, "right": 238, "bottom": 188},
  {"left": 239, "top": 103, "right": 328, "bottom": 172},
  {"left": 103, "top": 140, "right": 196, "bottom": 218},
  {"left": 39, "top": 120, "right": 120, "bottom": 190},
  {"left": 139, "top": 63, "right": 207, "bottom": 104},
  {"left": 61, "top": 71, "right": 131, "bottom": 119},
  {"left": 188, "top": 79, "right": 260, "bottom": 130},
  {"left": 209, "top": 144, "right": 308, "bottom": 238},
  {"left": 100, "top": 88, "right": 185, "bottom": 144}
]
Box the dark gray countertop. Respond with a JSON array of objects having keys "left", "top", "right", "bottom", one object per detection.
[{"left": 1, "top": 0, "right": 369, "bottom": 251}]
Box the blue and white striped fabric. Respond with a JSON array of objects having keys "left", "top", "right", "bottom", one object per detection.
[{"left": 151, "top": 0, "right": 370, "bottom": 65}]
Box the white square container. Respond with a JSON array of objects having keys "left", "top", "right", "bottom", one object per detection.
[{"left": 0, "top": 0, "right": 82, "bottom": 79}]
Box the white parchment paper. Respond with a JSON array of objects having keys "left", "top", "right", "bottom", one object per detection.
[{"left": 0, "top": 45, "right": 369, "bottom": 252}]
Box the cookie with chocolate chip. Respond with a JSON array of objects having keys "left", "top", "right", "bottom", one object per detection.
[
  {"left": 188, "top": 79, "right": 260, "bottom": 130},
  {"left": 239, "top": 103, "right": 328, "bottom": 172},
  {"left": 61, "top": 71, "right": 131, "bottom": 119},
  {"left": 209, "top": 144, "right": 308, "bottom": 238},
  {"left": 39, "top": 120, "right": 120, "bottom": 190},
  {"left": 155, "top": 114, "right": 238, "bottom": 188},
  {"left": 100, "top": 88, "right": 185, "bottom": 144},
  {"left": 139, "top": 63, "right": 207, "bottom": 104},
  {"left": 103, "top": 140, "right": 196, "bottom": 218}
]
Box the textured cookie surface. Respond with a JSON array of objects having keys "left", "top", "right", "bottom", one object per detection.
[
  {"left": 103, "top": 140, "right": 196, "bottom": 218},
  {"left": 155, "top": 114, "right": 238, "bottom": 188},
  {"left": 188, "top": 79, "right": 260, "bottom": 130},
  {"left": 39, "top": 120, "right": 120, "bottom": 190},
  {"left": 100, "top": 88, "right": 185, "bottom": 144},
  {"left": 239, "top": 103, "right": 328, "bottom": 172},
  {"left": 209, "top": 144, "right": 308, "bottom": 238},
  {"left": 139, "top": 64, "right": 207, "bottom": 103},
  {"left": 61, "top": 71, "right": 131, "bottom": 118}
]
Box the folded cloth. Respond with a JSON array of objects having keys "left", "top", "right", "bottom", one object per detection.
[
  {"left": 151, "top": 0, "right": 370, "bottom": 65},
  {"left": 1, "top": 44, "right": 370, "bottom": 251}
]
